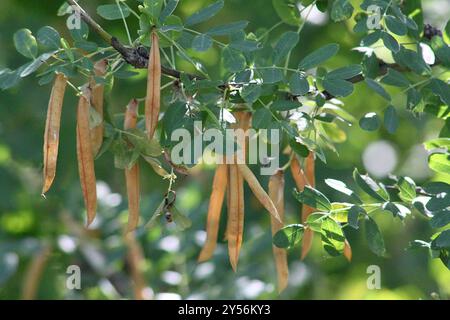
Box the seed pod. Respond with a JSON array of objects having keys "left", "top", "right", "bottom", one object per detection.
[
  {"left": 237, "top": 163, "right": 281, "bottom": 223},
  {"left": 124, "top": 99, "right": 140, "bottom": 233},
  {"left": 225, "top": 111, "right": 252, "bottom": 270},
  {"left": 301, "top": 153, "right": 316, "bottom": 259},
  {"left": 76, "top": 89, "right": 97, "bottom": 226},
  {"left": 22, "top": 244, "right": 52, "bottom": 300},
  {"left": 198, "top": 163, "right": 228, "bottom": 262},
  {"left": 344, "top": 239, "right": 352, "bottom": 262},
  {"left": 42, "top": 73, "right": 67, "bottom": 195},
  {"left": 269, "top": 170, "right": 288, "bottom": 293},
  {"left": 89, "top": 59, "right": 108, "bottom": 156},
  {"left": 145, "top": 30, "right": 161, "bottom": 139},
  {"left": 290, "top": 155, "right": 307, "bottom": 191},
  {"left": 227, "top": 164, "right": 242, "bottom": 271},
  {"left": 125, "top": 233, "right": 148, "bottom": 300}
]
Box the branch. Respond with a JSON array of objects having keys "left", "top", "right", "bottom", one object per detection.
[{"left": 67, "top": 0, "right": 437, "bottom": 101}]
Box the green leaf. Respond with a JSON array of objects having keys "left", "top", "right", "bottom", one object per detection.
[
  {"left": 192, "top": 34, "right": 212, "bottom": 51},
  {"left": 365, "top": 217, "right": 386, "bottom": 256},
  {"left": 170, "top": 206, "right": 192, "bottom": 231},
  {"left": 272, "top": 0, "right": 301, "bottom": 26},
  {"left": 430, "top": 210, "right": 450, "bottom": 228},
  {"left": 321, "top": 217, "right": 345, "bottom": 256},
  {"left": 37, "top": 26, "right": 60, "bottom": 50},
  {"left": 365, "top": 78, "right": 391, "bottom": 101},
  {"left": 289, "top": 73, "right": 309, "bottom": 96},
  {"left": 382, "top": 32, "right": 400, "bottom": 53},
  {"left": 385, "top": 15, "right": 407, "bottom": 35},
  {"left": 273, "top": 31, "right": 299, "bottom": 65},
  {"left": 241, "top": 84, "right": 262, "bottom": 104},
  {"left": 20, "top": 51, "right": 57, "bottom": 78},
  {"left": 230, "top": 39, "right": 260, "bottom": 52},
  {"left": 393, "top": 47, "right": 430, "bottom": 75},
  {"left": 207, "top": 21, "right": 249, "bottom": 36},
  {"left": 69, "top": 21, "right": 89, "bottom": 41},
  {"left": 325, "top": 178, "right": 362, "bottom": 204},
  {"left": 307, "top": 213, "right": 325, "bottom": 232},
  {"left": 348, "top": 205, "right": 365, "bottom": 229},
  {"left": 289, "top": 139, "right": 310, "bottom": 158},
  {"left": 327, "top": 64, "right": 362, "bottom": 79},
  {"left": 294, "top": 186, "right": 332, "bottom": 212},
  {"left": 383, "top": 202, "right": 411, "bottom": 219},
  {"left": 353, "top": 168, "right": 390, "bottom": 202},
  {"left": 159, "top": 0, "right": 179, "bottom": 23},
  {"left": 125, "top": 128, "right": 163, "bottom": 157},
  {"left": 362, "top": 53, "right": 380, "bottom": 79},
  {"left": 383, "top": 105, "right": 398, "bottom": 134},
  {"left": 431, "top": 230, "right": 450, "bottom": 250},
  {"left": 298, "top": 43, "right": 339, "bottom": 70},
  {"left": 426, "top": 192, "right": 450, "bottom": 212},
  {"left": 260, "top": 68, "right": 284, "bottom": 84},
  {"left": 430, "top": 79, "right": 450, "bottom": 107},
  {"left": 271, "top": 100, "right": 300, "bottom": 111},
  {"left": 222, "top": 46, "right": 246, "bottom": 73},
  {"left": 97, "top": 4, "right": 130, "bottom": 20},
  {"left": 252, "top": 107, "right": 272, "bottom": 129},
  {"left": 359, "top": 112, "right": 381, "bottom": 131},
  {"left": 380, "top": 68, "right": 409, "bottom": 87},
  {"left": 397, "top": 176, "right": 416, "bottom": 202},
  {"left": 143, "top": 0, "right": 164, "bottom": 19},
  {"left": 331, "top": 0, "right": 354, "bottom": 22},
  {"left": 273, "top": 224, "right": 304, "bottom": 248},
  {"left": 185, "top": 0, "right": 224, "bottom": 26},
  {"left": 14, "top": 29, "right": 38, "bottom": 59},
  {"left": 323, "top": 78, "right": 354, "bottom": 97},
  {"left": 361, "top": 30, "right": 382, "bottom": 46},
  {"left": 428, "top": 153, "right": 450, "bottom": 174}
]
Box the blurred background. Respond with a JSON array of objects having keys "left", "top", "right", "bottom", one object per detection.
[{"left": 0, "top": 0, "right": 449, "bottom": 300}]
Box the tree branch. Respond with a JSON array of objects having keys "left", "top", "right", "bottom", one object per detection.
[{"left": 67, "top": 0, "right": 436, "bottom": 101}]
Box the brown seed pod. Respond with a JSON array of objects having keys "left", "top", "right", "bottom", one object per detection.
[
  {"left": 237, "top": 163, "right": 281, "bottom": 223},
  {"left": 225, "top": 111, "right": 252, "bottom": 270},
  {"left": 21, "top": 244, "right": 52, "bottom": 300},
  {"left": 227, "top": 164, "right": 242, "bottom": 271},
  {"left": 301, "top": 153, "right": 316, "bottom": 260},
  {"left": 269, "top": 170, "right": 289, "bottom": 293},
  {"left": 42, "top": 73, "right": 67, "bottom": 195},
  {"left": 344, "top": 239, "right": 352, "bottom": 262},
  {"left": 76, "top": 89, "right": 97, "bottom": 226},
  {"left": 145, "top": 30, "right": 161, "bottom": 139},
  {"left": 125, "top": 233, "right": 148, "bottom": 300},
  {"left": 89, "top": 59, "right": 108, "bottom": 156},
  {"left": 198, "top": 163, "right": 228, "bottom": 262},
  {"left": 124, "top": 99, "right": 141, "bottom": 233}
]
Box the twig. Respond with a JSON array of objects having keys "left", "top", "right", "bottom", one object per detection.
[{"left": 67, "top": 0, "right": 438, "bottom": 101}]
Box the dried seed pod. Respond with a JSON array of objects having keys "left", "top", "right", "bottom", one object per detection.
[
  {"left": 22, "top": 244, "right": 52, "bottom": 300},
  {"left": 89, "top": 59, "right": 108, "bottom": 156},
  {"left": 125, "top": 233, "right": 148, "bottom": 300},
  {"left": 145, "top": 30, "right": 161, "bottom": 139},
  {"left": 301, "top": 153, "right": 316, "bottom": 259},
  {"left": 42, "top": 73, "right": 67, "bottom": 195},
  {"left": 124, "top": 99, "right": 140, "bottom": 233},
  {"left": 269, "top": 170, "right": 288, "bottom": 293},
  {"left": 237, "top": 163, "right": 281, "bottom": 222},
  {"left": 198, "top": 163, "right": 228, "bottom": 262},
  {"left": 290, "top": 155, "right": 307, "bottom": 191},
  {"left": 227, "top": 164, "right": 242, "bottom": 271},
  {"left": 225, "top": 111, "right": 252, "bottom": 270},
  {"left": 76, "top": 89, "right": 97, "bottom": 226},
  {"left": 344, "top": 239, "right": 352, "bottom": 262}
]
